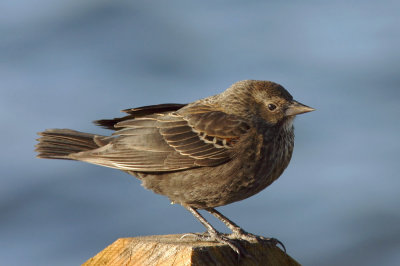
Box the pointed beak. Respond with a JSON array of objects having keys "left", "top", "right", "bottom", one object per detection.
[{"left": 285, "top": 100, "right": 315, "bottom": 116}]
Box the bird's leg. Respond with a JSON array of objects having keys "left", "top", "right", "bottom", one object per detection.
[
  {"left": 206, "top": 208, "right": 286, "bottom": 252},
  {"left": 206, "top": 208, "right": 244, "bottom": 234},
  {"left": 184, "top": 206, "right": 247, "bottom": 256}
]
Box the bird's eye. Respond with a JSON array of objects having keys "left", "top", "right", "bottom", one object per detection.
[{"left": 268, "top": 104, "right": 277, "bottom": 111}]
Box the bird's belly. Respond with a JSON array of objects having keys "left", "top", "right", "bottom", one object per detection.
[
  {"left": 135, "top": 132, "right": 293, "bottom": 209},
  {"left": 135, "top": 160, "right": 257, "bottom": 208},
  {"left": 135, "top": 155, "right": 281, "bottom": 209}
]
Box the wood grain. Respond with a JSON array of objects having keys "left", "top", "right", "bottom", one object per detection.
[{"left": 83, "top": 234, "right": 301, "bottom": 266}]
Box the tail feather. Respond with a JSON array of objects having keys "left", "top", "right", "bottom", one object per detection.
[{"left": 35, "top": 129, "right": 107, "bottom": 159}]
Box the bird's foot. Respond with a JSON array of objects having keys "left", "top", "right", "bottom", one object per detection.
[
  {"left": 228, "top": 229, "right": 286, "bottom": 252},
  {"left": 207, "top": 231, "right": 248, "bottom": 257},
  {"left": 179, "top": 232, "right": 210, "bottom": 240},
  {"left": 182, "top": 231, "right": 248, "bottom": 257}
]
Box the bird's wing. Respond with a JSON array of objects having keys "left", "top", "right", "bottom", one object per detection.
[
  {"left": 77, "top": 104, "right": 250, "bottom": 172},
  {"left": 94, "top": 103, "right": 187, "bottom": 130}
]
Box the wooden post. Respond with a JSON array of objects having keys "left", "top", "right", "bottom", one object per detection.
[{"left": 83, "top": 234, "right": 300, "bottom": 266}]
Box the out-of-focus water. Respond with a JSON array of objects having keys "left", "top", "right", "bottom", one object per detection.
[{"left": 1, "top": 1, "right": 399, "bottom": 265}]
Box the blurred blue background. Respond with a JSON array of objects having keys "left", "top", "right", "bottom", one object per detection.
[{"left": 1, "top": 0, "right": 399, "bottom": 265}]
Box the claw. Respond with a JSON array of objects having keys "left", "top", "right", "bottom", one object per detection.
[
  {"left": 206, "top": 231, "right": 250, "bottom": 260},
  {"left": 183, "top": 231, "right": 249, "bottom": 259},
  {"left": 270, "top": 238, "right": 286, "bottom": 253},
  {"left": 180, "top": 232, "right": 210, "bottom": 240},
  {"left": 212, "top": 233, "right": 242, "bottom": 255},
  {"left": 205, "top": 208, "right": 286, "bottom": 253},
  {"left": 228, "top": 229, "right": 286, "bottom": 252}
]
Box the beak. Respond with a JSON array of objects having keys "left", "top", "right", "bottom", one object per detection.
[{"left": 285, "top": 100, "right": 315, "bottom": 116}]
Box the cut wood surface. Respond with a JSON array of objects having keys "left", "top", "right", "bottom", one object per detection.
[{"left": 83, "top": 234, "right": 301, "bottom": 266}]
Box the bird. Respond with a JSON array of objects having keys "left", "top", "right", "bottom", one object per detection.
[{"left": 35, "top": 80, "right": 314, "bottom": 255}]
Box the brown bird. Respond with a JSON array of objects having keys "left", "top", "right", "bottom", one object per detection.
[{"left": 35, "top": 80, "right": 314, "bottom": 255}]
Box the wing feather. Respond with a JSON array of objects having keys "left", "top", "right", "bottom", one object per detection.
[{"left": 75, "top": 104, "right": 250, "bottom": 172}]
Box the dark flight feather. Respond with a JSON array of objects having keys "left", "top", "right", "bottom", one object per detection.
[
  {"left": 72, "top": 104, "right": 250, "bottom": 172},
  {"left": 94, "top": 103, "right": 186, "bottom": 130}
]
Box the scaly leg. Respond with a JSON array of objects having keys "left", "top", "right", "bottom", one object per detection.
[
  {"left": 206, "top": 208, "right": 286, "bottom": 252},
  {"left": 184, "top": 205, "right": 247, "bottom": 256}
]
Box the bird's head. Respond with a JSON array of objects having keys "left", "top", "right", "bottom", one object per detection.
[{"left": 224, "top": 80, "right": 315, "bottom": 126}]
